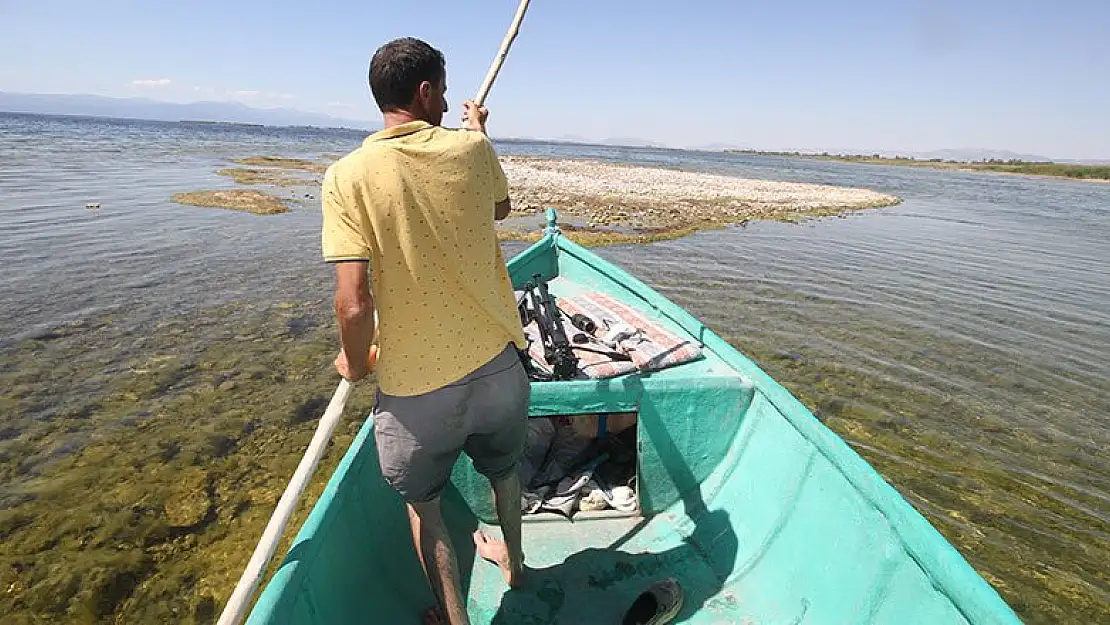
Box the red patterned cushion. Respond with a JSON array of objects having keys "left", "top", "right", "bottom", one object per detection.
[{"left": 519, "top": 290, "right": 703, "bottom": 379}]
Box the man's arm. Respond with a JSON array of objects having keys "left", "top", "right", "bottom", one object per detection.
[
  {"left": 333, "top": 261, "right": 377, "bottom": 381},
  {"left": 462, "top": 100, "right": 512, "bottom": 221},
  {"left": 321, "top": 167, "right": 377, "bottom": 381}
]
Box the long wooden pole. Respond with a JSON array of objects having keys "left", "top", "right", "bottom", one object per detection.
[
  {"left": 216, "top": 3, "right": 532, "bottom": 624},
  {"left": 475, "top": 0, "right": 531, "bottom": 107}
]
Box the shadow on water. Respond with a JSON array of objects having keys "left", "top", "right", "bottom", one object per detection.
[{"left": 491, "top": 408, "right": 740, "bottom": 624}]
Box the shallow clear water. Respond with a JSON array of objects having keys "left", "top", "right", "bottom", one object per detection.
[{"left": 1, "top": 113, "right": 1107, "bottom": 623}]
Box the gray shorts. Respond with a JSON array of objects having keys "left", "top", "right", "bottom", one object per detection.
[{"left": 372, "top": 344, "right": 530, "bottom": 502}]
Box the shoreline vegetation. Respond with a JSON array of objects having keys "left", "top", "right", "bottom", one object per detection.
[
  {"left": 174, "top": 155, "right": 901, "bottom": 237},
  {"left": 727, "top": 150, "right": 1110, "bottom": 181}
]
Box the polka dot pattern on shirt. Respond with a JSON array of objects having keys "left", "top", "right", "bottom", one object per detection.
[{"left": 320, "top": 121, "right": 524, "bottom": 396}]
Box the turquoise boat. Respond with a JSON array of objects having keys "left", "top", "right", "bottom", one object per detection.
[{"left": 244, "top": 210, "right": 1022, "bottom": 624}]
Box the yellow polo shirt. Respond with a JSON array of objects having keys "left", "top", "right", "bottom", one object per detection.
[{"left": 321, "top": 121, "right": 525, "bottom": 396}]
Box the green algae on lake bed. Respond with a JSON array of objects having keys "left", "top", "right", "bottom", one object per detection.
[
  {"left": 497, "top": 220, "right": 719, "bottom": 247},
  {"left": 0, "top": 301, "right": 377, "bottom": 624},
  {"left": 232, "top": 156, "right": 328, "bottom": 174},
  {"left": 216, "top": 168, "right": 317, "bottom": 188}
]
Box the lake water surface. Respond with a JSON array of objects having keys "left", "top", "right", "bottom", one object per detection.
[{"left": 1, "top": 113, "right": 1107, "bottom": 623}]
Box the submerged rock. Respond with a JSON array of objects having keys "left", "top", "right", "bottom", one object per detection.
[
  {"left": 216, "top": 168, "right": 313, "bottom": 187},
  {"left": 163, "top": 468, "right": 212, "bottom": 528},
  {"left": 232, "top": 156, "right": 327, "bottom": 173},
  {"left": 171, "top": 190, "right": 289, "bottom": 215}
]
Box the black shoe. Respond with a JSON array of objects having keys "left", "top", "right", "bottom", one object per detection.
[{"left": 621, "top": 578, "right": 684, "bottom": 625}]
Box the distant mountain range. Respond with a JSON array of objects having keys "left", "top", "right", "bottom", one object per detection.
[
  {"left": 3, "top": 92, "right": 1099, "bottom": 162},
  {"left": 0, "top": 91, "right": 378, "bottom": 130}
]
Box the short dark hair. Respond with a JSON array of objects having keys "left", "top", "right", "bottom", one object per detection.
[{"left": 369, "top": 38, "right": 446, "bottom": 111}]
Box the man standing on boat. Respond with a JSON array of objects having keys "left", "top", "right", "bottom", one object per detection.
[{"left": 322, "top": 37, "right": 528, "bottom": 624}]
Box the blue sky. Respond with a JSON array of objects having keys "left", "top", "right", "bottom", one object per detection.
[{"left": 1, "top": 0, "right": 1108, "bottom": 159}]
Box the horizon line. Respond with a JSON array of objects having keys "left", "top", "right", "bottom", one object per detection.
[{"left": 1, "top": 92, "right": 1105, "bottom": 162}]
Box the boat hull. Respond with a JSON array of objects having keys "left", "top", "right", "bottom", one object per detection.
[{"left": 245, "top": 217, "right": 1021, "bottom": 624}]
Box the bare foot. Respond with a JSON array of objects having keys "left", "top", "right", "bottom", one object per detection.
[
  {"left": 422, "top": 606, "right": 446, "bottom": 625},
  {"left": 473, "top": 530, "right": 524, "bottom": 588}
]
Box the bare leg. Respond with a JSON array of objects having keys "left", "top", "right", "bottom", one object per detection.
[
  {"left": 473, "top": 474, "right": 525, "bottom": 587},
  {"left": 407, "top": 506, "right": 448, "bottom": 625},
  {"left": 408, "top": 499, "right": 470, "bottom": 625}
]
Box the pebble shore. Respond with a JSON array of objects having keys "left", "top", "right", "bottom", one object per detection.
[{"left": 498, "top": 156, "right": 900, "bottom": 244}]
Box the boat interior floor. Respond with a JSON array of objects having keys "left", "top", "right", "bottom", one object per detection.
[{"left": 464, "top": 512, "right": 744, "bottom": 624}]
